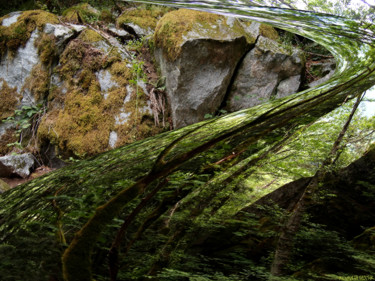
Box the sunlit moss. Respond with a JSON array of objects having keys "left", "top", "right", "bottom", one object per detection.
[
  {"left": 154, "top": 9, "right": 255, "bottom": 61},
  {"left": 0, "top": 10, "right": 58, "bottom": 58},
  {"left": 259, "top": 24, "right": 279, "bottom": 41},
  {"left": 78, "top": 28, "right": 104, "bottom": 43},
  {"left": 117, "top": 5, "right": 172, "bottom": 31},
  {"left": 62, "top": 3, "right": 99, "bottom": 24}
]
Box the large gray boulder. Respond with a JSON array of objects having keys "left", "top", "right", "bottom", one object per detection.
[
  {"left": 0, "top": 153, "right": 35, "bottom": 178},
  {"left": 226, "top": 36, "right": 304, "bottom": 112},
  {"left": 154, "top": 9, "right": 254, "bottom": 128}
]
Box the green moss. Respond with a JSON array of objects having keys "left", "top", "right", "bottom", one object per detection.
[
  {"left": 0, "top": 80, "right": 20, "bottom": 120},
  {"left": 154, "top": 9, "right": 254, "bottom": 61},
  {"left": 99, "top": 9, "right": 114, "bottom": 23},
  {"left": 62, "top": 3, "right": 99, "bottom": 24},
  {"left": 38, "top": 37, "right": 162, "bottom": 158},
  {"left": 78, "top": 28, "right": 104, "bottom": 44},
  {"left": 109, "top": 61, "right": 131, "bottom": 85},
  {"left": 58, "top": 39, "right": 104, "bottom": 83},
  {"left": 117, "top": 5, "right": 172, "bottom": 31},
  {"left": 22, "top": 64, "right": 49, "bottom": 102},
  {"left": 0, "top": 10, "right": 58, "bottom": 58},
  {"left": 36, "top": 33, "right": 58, "bottom": 66},
  {"left": 259, "top": 24, "right": 279, "bottom": 41}
]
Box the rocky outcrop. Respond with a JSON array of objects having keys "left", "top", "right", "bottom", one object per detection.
[
  {"left": 154, "top": 9, "right": 254, "bottom": 128},
  {"left": 154, "top": 9, "right": 305, "bottom": 127},
  {"left": 0, "top": 9, "right": 162, "bottom": 163},
  {"left": 308, "top": 58, "right": 336, "bottom": 88},
  {"left": 226, "top": 36, "right": 304, "bottom": 112},
  {"left": 0, "top": 153, "right": 34, "bottom": 178},
  {"left": 0, "top": 6, "right": 332, "bottom": 175}
]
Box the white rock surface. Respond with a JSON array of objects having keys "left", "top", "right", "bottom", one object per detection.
[
  {"left": 96, "top": 70, "right": 118, "bottom": 99},
  {"left": 108, "top": 131, "right": 118, "bottom": 148},
  {"left": 0, "top": 153, "right": 35, "bottom": 178},
  {"left": 1, "top": 12, "right": 21, "bottom": 27},
  {"left": 44, "top": 23, "right": 76, "bottom": 50},
  {"left": 0, "top": 30, "right": 39, "bottom": 91},
  {"left": 227, "top": 36, "right": 303, "bottom": 111}
]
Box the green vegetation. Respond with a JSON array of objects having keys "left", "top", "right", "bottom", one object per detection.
[
  {"left": 2, "top": 104, "right": 45, "bottom": 150},
  {"left": 0, "top": 1, "right": 375, "bottom": 281}
]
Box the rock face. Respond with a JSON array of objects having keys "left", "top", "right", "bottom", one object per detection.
[
  {"left": 0, "top": 9, "right": 162, "bottom": 163},
  {"left": 226, "top": 36, "right": 304, "bottom": 112},
  {"left": 0, "top": 6, "right": 331, "bottom": 172},
  {"left": 308, "top": 59, "right": 336, "bottom": 88},
  {"left": 154, "top": 9, "right": 253, "bottom": 128},
  {"left": 0, "top": 153, "right": 34, "bottom": 178}
]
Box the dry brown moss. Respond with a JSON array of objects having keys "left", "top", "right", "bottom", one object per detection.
[
  {"left": 0, "top": 10, "right": 58, "bottom": 58},
  {"left": 22, "top": 64, "right": 49, "bottom": 102},
  {"left": 37, "top": 29, "right": 163, "bottom": 158},
  {"left": 36, "top": 33, "right": 58, "bottom": 66},
  {"left": 0, "top": 80, "right": 20, "bottom": 120},
  {"left": 58, "top": 39, "right": 104, "bottom": 83},
  {"left": 0, "top": 128, "right": 18, "bottom": 155}
]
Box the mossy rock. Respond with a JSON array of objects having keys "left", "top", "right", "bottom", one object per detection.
[
  {"left": 117, "top": 5, "right": 172, "bottom": 33},
  {"left": 0, "top": 10, "right": 58, "bottom": 57},
  {"left": 154, "top": 9, "right": 256, "bottom": 61},
  {"left": 38, "top": 34, "right": 163, "bottom": 158},
  {"left": 62, "top": 3, "right": 100, "bottom": 24}
]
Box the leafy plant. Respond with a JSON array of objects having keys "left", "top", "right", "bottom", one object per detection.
[{"left": 2, "top": 104, "right": 45, "bottom": 149}]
